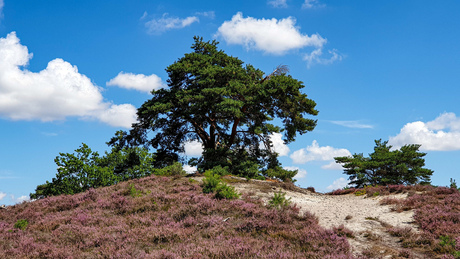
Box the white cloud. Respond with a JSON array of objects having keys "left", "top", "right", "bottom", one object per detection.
[
  {"left": 216, "top": 12, "right": 326, "bottom": 55},
  {"left": 145, "top": 13, "right": 199, "bottom": 34},
  {"left": 389, "top": 112, "right": 460, "bottom": 151},
  {"left": 302, "top": 0, "right": 325, "bottom": 9},
  {"left": 183, "top": 164, "right": 197, "bottom": 174},
  {"left": 329, "top": 120, "right": 374, "bottom": 129},
  {"left": 140, "top": 11, "right": 148, "bottom": 20},
  {"left": 195, "top": 11, "right": 215, "bottom": 19},
  {"left": 11, "top": 194, "right": 29, "bottom": 204},
  {"left": 290, "top": 140, "right": 351, "bottom": 164},
  {"left": 183, "top": 140, "right": 203, "bottom": 157},
  {"left": 94, "top": 104, "right": 137, "bottom": 128},
  {"left": 268, "top": 0, "right": 288, "bottom": 8},
  {"left": 0, "top": 192, "right": 6, "bottom": 201},
  {"left": 106, "top": 72, "right": 166, "bottom": 93},
  {"left": 270, "top": 133, "right": 290, "bottom": 156},
  {"left": 0, "top": 32, "right": 137, "bottom": 128},
  {"left": 303, "top": 48, "right": 343, "bottom": 68},
  {"left": 284, "top": 166, "right": 308, "bottom": 179},
  {"left": 321, "top": 161, "right": 345, "bottom": 170},
  {"left": 326, "top": 177, "right": 349, "bottom": 190}
]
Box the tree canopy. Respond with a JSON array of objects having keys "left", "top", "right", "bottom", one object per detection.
[
  {"left": 119, "top": 36, "right": 318, "bottom": 179},
  {"left": 334, "top": 139, "right": 433, "bottom": 188}
]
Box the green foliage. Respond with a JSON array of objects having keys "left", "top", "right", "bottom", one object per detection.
[
  {"left": 154, "top": 162, "right": 186, "bottom": 177},
  {"left": 30, "top": 141, "right": 158, "bottom": 199},
  {"left": 214, "top": 182, "right": 240, "bottom": 200},
  {"left": 128, "top": 184, "right": 143, "bottom": 198},
  {"left": 202, "top": 170, "right": 221, "bottom": 194},
  {"left": 265, "top": 166, "right": 297, "bottom": 182},
  {"left": 440, "top": 235, "right": 456, "bottom": 247},
  {"left": 335, "top": 139, "right": 434, "bottom": 188},
  {"left": 269, "top": 191, "right": 291, "bottom": 210},
  {"left": 14, "top": 219, "right": 28, "bottom": 230},
  {"left": 202, "top": 168, "right": 239, "bottom": 199},
  {"left": 207, "top": 165, "right": 228, "bottom": 177},
  {"left": 450, "top": 178, "right": 458, "bottom": 189},
  {"left": 121, "top": 37, "right": 318, "bottom": 180},
  {"left": 354, "top": 189, "right": 366, "bottom": 196}
]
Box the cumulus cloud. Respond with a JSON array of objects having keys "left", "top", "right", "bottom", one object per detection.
[
  {"left": 329, "top": 120, "right": 374, "bottom": 129},
  {"left": 11, "top": 194, "right": 29, "bottom": 204},
  {"left": 94, "top": 104, "right": 137, "bottom": 128},
  {"left": 216, "top": 12, "right": 326, "bottom": 55},
  {"left": 326, "top": 177, "right": 349, "bottom": 190},
  {"left": 321, "top": 161, "right": 345, "bottom": 170},
  {"left": 290, "top": 140, "right": 351, "bottom": 164},
  {"left": 106, "top": 72, "right": 166, "bottom": 93},
  {"left": 0, "top": 32, "right": 137, "bottom": 128},
  {"left": 183, "top": 164, "right": 197, "bottom": 174},
  {"left": 268, "top": 0, "right": 288, "bottom": 8},
  {"left": 270, "top": 133, "right": 290, "bottom": 156},
  {"left": 303, "top": 48, "right": 342, "bottom": 68},
  {"left": 183, "top": 140, "right": 203, "bottom": 157},
  {"left": 389, "top": 112, "right": 460, "bottom": 151},
  {"left": 145, "top": 13, "right": 199, "bottom": 34},
  {"left": 302, "top": 0, "right": 325, "bottom": 9},
  {"left": 284, "top": 166, "right": 308, "bottom": 179},
  {"left": 216, "top": 12, "right": 342, "bottom": 67},
  {"left": 0, "top": 192, "right": 6, "bottom": 201}
]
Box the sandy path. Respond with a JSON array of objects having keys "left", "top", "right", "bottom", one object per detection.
[{"left": 230, "top": 181, "right": 422, "bottom": 258}]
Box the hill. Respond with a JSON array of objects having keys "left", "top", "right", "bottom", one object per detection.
[
  {"left": 1, "top": 175, "right": 459, "bottom": 258},
  {"left": 0, "top": 175, "right": 351, "bottom": 258}
]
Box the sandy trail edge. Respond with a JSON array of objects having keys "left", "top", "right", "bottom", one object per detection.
[{"left": 228, "top": 180, "right": 422, "bottom": 258}]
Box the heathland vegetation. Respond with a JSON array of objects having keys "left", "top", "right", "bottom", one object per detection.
[{"left": 2, "top": 37, "right": 458, "bottom": 258}]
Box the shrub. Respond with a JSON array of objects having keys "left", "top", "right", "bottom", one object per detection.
[
  {"left": 202, "top": 169, "right": 240, "bottom": 199},
  {"left": 354, "top": 189, "right": 366, "bottom": 196},
  {"left": 269, "top": 191, "right": 291, "bottom": 210},
  {"left": 202, "top": 170, "right": 221, "bottom": 194},
  {"left": 14, "top": 219, "right": 28, "bottom": 230},
  {"left": 214, "top": 183, "right": 240, "bottom": 200},
  {"left": 155, "top": 162, "right": 186, "bottom": 177},
  {"left": 333, "top": 224, "right": 354, "bottom": 238},
  {"left": 208, "top": 165, "right": 229, "bottom": 177},
  {"left": 128, "top": 184, "right": 143, "bottom": 198},
  {"left": 450, "top": 178, "right": 458, "bottom": 190}
]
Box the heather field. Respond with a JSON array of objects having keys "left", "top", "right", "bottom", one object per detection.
[
  {"left": 331, "top": 185, "right": 460, "bottom": 258},
  {"left": 1, "top": 175, "right": 460, "bottom": 258},
  {"left": 0, "top": 175, "right": 352, "bottom": 259}
]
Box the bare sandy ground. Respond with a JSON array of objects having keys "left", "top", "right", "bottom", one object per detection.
[{"left": 228, "top": 179, "right": 423, "bottom": 258}]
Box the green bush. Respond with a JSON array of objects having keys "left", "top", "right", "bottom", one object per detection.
[
  {"left": 202, "top": 170, "right": 221, "bottom": 194},
  {"left": 154, "top": 162, "right": 186, "bottom": 177},
  {"left": 202, "top": 168, "right": 239, "bottom": 199},
  {"left": 30, "top": 142, "right": 159, "bottom": 199},
  {"left": 265, "top": 166, "right": 297, "bottom": 182},
  {"left": 14, "top": 219, "right": 28, "bottom": 230},
  {"left": 208, "top": 165, "right": 229, "bottom": 177},
  {"left": 450, "top": 178, "right": 458, "bottom": 189},
  {"left": 128, "top": 184, "right": 143, "bottom": 198},
  {"left": 214, "top": 183, "right": 240, "bottom": 200},
  {"left": 354, "top": 189, "right": 366, "bottom": 196},
  {"left": 269, "top": 191, "right": 291, "bottom": 210}
]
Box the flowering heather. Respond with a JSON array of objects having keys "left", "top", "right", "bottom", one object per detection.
[
  {"left": 0, "top": 175, "right": 353, "bottom": 258},
  {"left": 363, "top": 185, "right": 460, "bottom": 258}
]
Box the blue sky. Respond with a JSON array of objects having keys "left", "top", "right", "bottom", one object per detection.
[{"left": 1, "top": 0, "right": 460, "bottom": 205}]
